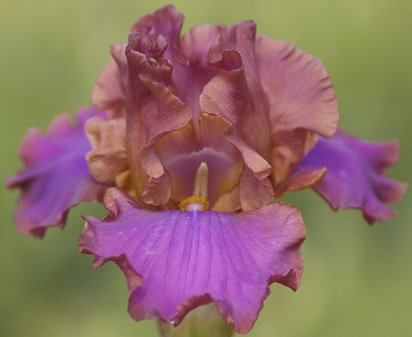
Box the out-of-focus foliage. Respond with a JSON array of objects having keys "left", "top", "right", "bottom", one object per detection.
[{"left": 0, "top": 0, "right": 410, "bottom": 336}]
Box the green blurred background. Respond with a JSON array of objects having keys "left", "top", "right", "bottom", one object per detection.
[{"left": 1, "top": 0, "right": 410, "bottom": 336}]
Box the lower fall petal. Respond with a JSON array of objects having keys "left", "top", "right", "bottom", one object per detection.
[
  {"left": 80, "top": 188, "right": 306, "bottom": 334},
  {"left": 294, "top": 130, "right": 407, "bottom": 223},
  {"left": 6, "top": 107, "right": 107, "bottom": 237}
]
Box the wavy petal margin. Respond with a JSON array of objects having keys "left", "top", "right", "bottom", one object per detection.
[
  {"left": 201, "top": 22, "right": 275, "bottom": 210},
  {"left": 294, "top": 130, "right": 407, "bottom": 223},
  {"left": 6, "top": 107, "right": 107, "bottom": 237},
  {"left": 80, "top": 188, "right": 305, "bottom": 333},
  {"left": 255, "top": 36, "right": 339, "bottom": 186},
  {"left": 125, "top": 32, "right": 191, "bottom": 206}
]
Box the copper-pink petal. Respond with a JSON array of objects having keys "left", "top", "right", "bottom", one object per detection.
[
  {"left": 255, "top": 36, "right": 339, "bottom": 185},
  {"left": 6, "top": 107, "right": 107, "bottom": 237},
  {"left": 80, "top": 188, "right": 305, "bottom": 334},
  {"left": 132, "top": 5, "right": 185, "bottom": 64},
  {"left": 205, "top": 21, "right": 272, "bottom": 163},
  {"left": 125, "top": 32, "right": 191, "bottom": 205},
  {"left": 176, "top": 24, "right": 225, "bottom": 121},
  {"left": 200, "top": 22, "right": 276, "bottom": 210},
  {"left": 92, "top": 44, "right": 127, "bottom": 116}
]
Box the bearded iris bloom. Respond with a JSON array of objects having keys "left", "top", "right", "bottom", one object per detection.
[{"left": 6, "top": 5, "right": 406, "bottom": 335}]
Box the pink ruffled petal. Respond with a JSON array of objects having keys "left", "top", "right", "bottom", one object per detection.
[
  {"left": 200, "top": 22, "right": 274, "bottom": 210},
  {"left": 6, "top": 107, "right": 107, "bottom": 237},
  {"left": 177, "top": 24, "right": 225, "bottom": 121},
  {"left": 131, "top": 5, "right": 185, "bottom": 65},
  {"left": 255, "top": 36, "right": 339, "bottom": 185},
  {"left": 125, "top": 32, "right": 191, "bottom": 205},
  {"left": 80, "top": 188, "right": 305, "bottom": 333},
  {"left": 295, "top": 130, "right": 407, "bottom": 223},
  {"left": 93, "top": 6, "right": 186, "bottom": 116},
  {"left": 92, "top": 44, "right": 127, "bottom": 116}
]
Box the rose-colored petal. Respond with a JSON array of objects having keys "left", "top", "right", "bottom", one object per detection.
[
  {"left": 239, "top": 167, "right": 275, "bottom": 211},
  {"left": 275, "top": 167, "right": 327, "bottom": 197},
  {"left": 92, "top": 44, "right": 127, "bottom": 116},
  {"left": 295, "top": 130, "right": 407, "bottom": 223},
  {"left": 85, "top": 116, "right": 128, "bottom": 185},
  {"left": 132, "top": 5, "right": 185, "bottom": 65},
  {"left": 80, "top": 188, "right": 305, "bottom": 334},
  {"left": 6, "top": 107, "right": 107, "bottom": 237},
  {"left": 93, "top": 5, "right": 186, "bottom": 116},
  {"left": 125, "top": 32, "right": 191, "bottom": 206},
  {"left": 205, "top": 21, "right": 272, "bottom": 166},
  {"left": 255, "top": 36, "right": 339, "bottom": 185},
  {"left": 201, "top": 22, "right": 274, "bottom": 210},
  {"left": 213, "top": 186, "right": 241, "bottom": 212},
  {"left": 177, "top": 24, "right": 225, "bottom": 121}
]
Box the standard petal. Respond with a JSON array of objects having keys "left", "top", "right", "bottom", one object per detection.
[
  {"left": 92, "top": 44, "right": 128, "bottom": 116},
  {"left": 6, "top": 107, "right": 107, "bottom": 237},
  {"left": 85, "top": 116, "right": 128, "bottom": 185},
  {"left": 93, "top": 5, "right": 186, "bottom": 116},
  {"left": 125, "top": 32, "right": 191, "bottom": 206},
  {"left": 80, "top": 188, "right": 305, "bottom": 333},
  {"left": 204, "top": 21, "right": 272, "bottom": 168},
  {"left": 131, "top": 5, "right": 185, "bottom": 64},
  {"left": 255, "top": 36, "right": 339, "bottom": 185},
  {"left": 294, "top": 131, "right": 407, "bottom": 223},
  {"left": 177, "top": 24, "right": 225, "bottom": 121},
  {"left": 275, "top": 167, "right": 327, "bottom": 197},
  {"left": 200, "top": 22, "right": 274, "bottom": 210}
]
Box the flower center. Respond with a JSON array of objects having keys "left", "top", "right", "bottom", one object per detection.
[
  {"left": 179, "top": 162, "right": 210, "bottom": 211},
  {"left": 179, "top": 195, "right": 209, "bottom": 211}
]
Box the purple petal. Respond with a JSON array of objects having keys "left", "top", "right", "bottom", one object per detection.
[
  {"left": 6, "top": 107, "right": 107, "bottom": 237},
  {"left": 295, "top": 130, "right": 407, "bottom": 223},
  {"left": 80, "top": 188, "right": 305, "bottom": 333}
]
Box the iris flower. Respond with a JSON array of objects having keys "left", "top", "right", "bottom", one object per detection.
[{"left": 7, "top": 5, "right": 406, "bottom": 335}]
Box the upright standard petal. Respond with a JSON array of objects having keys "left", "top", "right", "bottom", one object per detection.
[
  {"left": 92, "top": 44, "right": 127, "bottom": 116},
  {"left": 125, "top": 32, "right": 191, "bottom": 206},
  {"left": 85, "top": 116, "right": 128, "bottom": 185},
  {"left": 131, "top": 4, "right": 185, "bottom": 64},
  {"left": 93, "top": 5, "right": 186, "bottom": 117},
  {"left": 294, "top": 131, "right": 407, "bottom": 223},
  {"left": 176, "top": 24, "right": 225, "bottom": 122},
  {"left": 80, "top": 188, "right": 306, "bottom": 334},
  {"left": 6, "top": 107, "right": 107, "bottom": 237},
  {"left": 255, "top": 36, "right": 339, "bottom": 186},
  {"left": 201, "top": 22, "right": 274, "bottom": 210}
]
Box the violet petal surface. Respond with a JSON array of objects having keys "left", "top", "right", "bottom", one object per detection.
[
  {"left": 294, "top": 130, "right": 407, "bottom": 223},
  {"left": 6, "top": 107, "right": 107, "bottom": 237},
  {"left": 80, "top": 188, "right": 306, "bottom": 333}
]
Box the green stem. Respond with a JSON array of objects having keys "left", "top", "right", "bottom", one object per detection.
[{"left": 157, "top": 304, "right": 235, "bottom": 337}]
